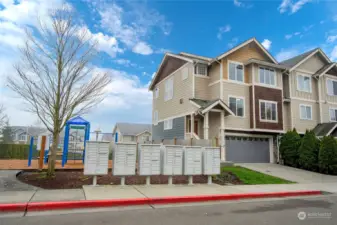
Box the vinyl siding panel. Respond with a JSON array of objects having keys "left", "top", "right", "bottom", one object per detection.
[
  {"left": 137, "top": 132, "right": 151, "bottom": 142},
  {"left": 209, "top": 62, "right": 220, "bottom": 83},
  {"left": 152, "top": 116, "right": 185, "bottom": 140},
  {"left": 321, "top": 75, "right": 337, "bottom": 103},
  {"left": 283, "top": 75, "right": 290, "bottom": 98},
  {"left": 290, "top": 71, "right": 318, "bottom": 100},
  {"left": 283, "top": 103, "right": 291, "bottom": 131},
  {"left": 253, "top": 65, "right": 283, "bottom": 89},
  {"left": 210, "top": 82, "right": 220, "bottom": 99},
  {"left": 195, "top": 76, "right": 211, "bottom": 100},
  {"left": 208, "top": 112, "right": 220, "bottom": 139},
  {"left": 222, "top": 82, "right": 251, "bottom": 129},
  {"left": 322, "top": 103, "right": 337, "bottom": 123},
  {"left": 152, "top": 63, "right": 195, "bottom": 123},
  {"left": 297, "top": 54, "right": 326, "bottom": 72},
  {"left": 222, "top": 42, "right": 274, "bottom": 83},
  {"left": 291, "top": 99, "right": 319, "bottom": 133}
]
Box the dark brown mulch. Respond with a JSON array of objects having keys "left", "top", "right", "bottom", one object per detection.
[{"left": 17, "top": 171, "right": 211, "bottom": 189}]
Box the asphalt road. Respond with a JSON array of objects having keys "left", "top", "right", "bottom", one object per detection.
[{"left": 1, "top": 195, "right": 337, "bottom": 225}]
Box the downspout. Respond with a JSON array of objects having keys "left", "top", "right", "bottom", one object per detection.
[{"left": 315, "top": 75, "right": 323, "bottom": 124}]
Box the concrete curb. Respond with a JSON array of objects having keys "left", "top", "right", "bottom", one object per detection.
[{"left": 0, "top": 190, "right": 322, "bottom": 212}]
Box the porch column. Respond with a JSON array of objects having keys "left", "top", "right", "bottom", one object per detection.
[
  {"left": 190, "top": 113, "right": 194, "bottom": 138},
  {"left": 204, "top": 112, "right": 209, "bottom": 139},
  {"left": 220, "top": 111, "right": 225, "bottom": 161}
]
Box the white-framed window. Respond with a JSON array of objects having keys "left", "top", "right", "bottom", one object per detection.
[
  {"left": 19, "top": 134, "right": 27, "bottom": 141},
  {"left": 164, "top": 77, "right": 174, "bottom": 101},
  {"left": 329, "top": 107, "right": 337, "bottom": 121},
  {"left": 297, "top": 74, "right": 312, "bottom": 93},
  {"left": 194, "top": 64, "right": 207, "bottom": 76},
  {"left": 300, "top": 104, "right": 312, "bottom": 120},
  {"left": 154, "top": 87, "right": 159, "bottom": 99},
  {"left": 182, "top": 67, "right": 189, "bottom": 80},
  {"left": 259, "top": 100, "right": 277, "bottom": 122},
  {"left": 228, "top": 96, "right": 244, "bottom": 117},
  {"left": 259, "top": 67, "right": 276, "bottom": 86},
  {"left": 153, "top": 110, "right": 158, "bottom": 125},
  {"left": 327, "top": 79, "right": 337, "bottom": 96},
  {"left": 164, "top": 119, "right": 173, "bottom": 130},
  {"left": 228, "top": 61, "right": 244, "bottom": 83}
]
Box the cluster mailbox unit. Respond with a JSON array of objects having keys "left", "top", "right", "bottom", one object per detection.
[
  {"left": 84, "top": 141, "right": 110, "bottom": 186},
  {"left": 84, "top": 141, "right": 220, "bottom": 186}
]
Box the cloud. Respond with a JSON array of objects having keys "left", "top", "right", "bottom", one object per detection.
[
  {"left": 261, "top": 39, "right": 272, "bottom": 50},
  {"left": 285, "top": 34, "right": 293, "bottom": 40},
  {"left": 233, "top": 0, "right": 243, "bottom": 7},
  {"left": 275, "top": 48, "right": 300, "bottom": 61},
  {"left": 132, "top": 42, "right": 153, "bottom": 55},
  {"left": 327, "top": 35, "right": 337, "bottom": 43},
  {"left": 331, "top": 46, "right": 337, "bottom": 61},
  {"left": 278, "top": 0, "right": 312, "bottom": 14},
  {"left": 114, "top": 59, "right": 137, "bottom": 67},
  {"left": 228, "top": 37, "right": 239, "bottom": 48},
  {"left": 217, "top": 25, "right": 231, "bottom": 40}
]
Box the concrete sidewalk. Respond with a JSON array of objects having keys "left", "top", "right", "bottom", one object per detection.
[{"left": 2, "top": 182, "right": 337, "bottom": 205}]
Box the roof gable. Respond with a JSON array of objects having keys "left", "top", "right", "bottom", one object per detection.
[{"left": 115, "top": 123, "right": 152, "bottom": 136}]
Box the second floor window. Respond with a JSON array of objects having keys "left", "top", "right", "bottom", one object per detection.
[
  {"left": 229, "top": 97, "right": 244, "bottom": 117},
  {"left": 164, "top": 77, "right": 174, "bottom": 101},
  {"left": 297, "top": 74, "right": 311, "bottom": 93},
  {"left": 327, "top": 79, "right": 337, "bottom": 96},
  {"left": 194, "top": 64, "right": 207, "bottom": 76},
  {"left": 330, "top": 108, "right": 337, "bottom": 121},
  {"left": 228, "top": 61, "right": 244, "bottom": 82},
  {"left": 155, "top": 87, "right": 159, "bottom": 99},
  {"left": 259, "top": 67, "right": 276, "bottom": 86},
  {"left": 164, "top": 119, "right": 173, "bottom": 130},
  {"left": 260, "top": 100, "right": 277, "bottom": 122},
  {"left": 300, "top": 105, "right": 312, "bottom": 120}
]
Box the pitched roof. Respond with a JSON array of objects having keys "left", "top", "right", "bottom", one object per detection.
[
  {"left": 190, "top": 98, "right": 219, "bottom": 109},
  {"left": 245, "top": 58, "right": 287, "bottom": 70},
  {"left": 10, "top": 126, "right": 49, "bottom": 136},
  {"left": 114, "top": 123, "right": 152, "bottom": 136},
  {"left": 179, "top": 52, "right": 212, "bottom": 64},
  {"left": 189, "top": 98, "right": 234, "bottom": 115},
  {"left": 312, "top": 123, "right": 337, "bottom": 136},
  {"left": 315, "top": 63, "right": 336, "bottom": 76},
  {"left": 280, "top": 48, "right": 318, "bottom": 68}
]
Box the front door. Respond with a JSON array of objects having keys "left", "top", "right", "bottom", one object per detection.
[{"left": 194, "top": 121, "right": 198, "bottom": 135}]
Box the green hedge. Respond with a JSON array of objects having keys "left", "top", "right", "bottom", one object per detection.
[
  {"left": 279, "top": 129, "right": 301, "bottom": 167},
  {"left": 0, "top": 144, "right": 38, "bottom": 159}
]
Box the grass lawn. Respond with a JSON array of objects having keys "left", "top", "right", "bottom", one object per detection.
[{"left": 221, "top": 166, "right": 295, "bottom": 185}]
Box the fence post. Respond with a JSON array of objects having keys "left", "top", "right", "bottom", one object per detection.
[
  {"left": 28, "top": 137, "right": 34, "bottom": 166},
  {"left": 38, "top": 136, "right": 46, "bottom": 170},
  {"left": 190, "top": 138, "right": 193, "bottom": 146},
  {"left": 174, "top": 137, "right": 177, "bottom": 145},
  {"left": 215, "top": 137, "right": 219, "bottom": 147}
]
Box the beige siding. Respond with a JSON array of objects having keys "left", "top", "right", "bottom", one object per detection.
[
  {"left": 152, "top": 63, "right": 195, "bottom": 122},
  {"left": 122, "top": 135, "right": 134, "bottom": 142},
  {"left": 297, "top": 54, "right": 326, "bottom": 72},
  {"left": 322, "top": 103, "right": 337, "bottom": 123},
  {"left": 195, "top": 76, "right": 211, "bottom": 100},
  {"left": 283, "top": 75, "right": 290, "bottom": 98},
  {"left": 208, "top": 112, "right": 220, "bottom": 138},
  {"left": 210, "top": 82, "right": 220, "bottom": 99},
  {"left": 137, "top": 131, "right": 151, "bottom": 142},
  {"left": 253, "top": 64, "right": 283, "bottom": 89},
  {"left": 222, "top": 82, "right": 251, "bottom": 129},
  {"left": 291, "top": 99, "right": 319, "bottom": 133},
  {"left": 283, "top": 103, "right": 291, "bottom": 131},
  {"left": 290, "top": 71, "right": 318, "bottom": 100},
  {"left": 321, "top": 75, "right": 337, "bottom": 103},
  {"left": 209, "top": 62, "right": 220, "bottom": 83}
]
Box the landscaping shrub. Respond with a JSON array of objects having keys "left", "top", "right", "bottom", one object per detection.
[
  {"left": 279, "top": 129, "right": 301, "bottom": 167},
  {"left": 319, "top": 136, "right": 337, "bottom": 175},
  {"left": 0, "top": 144, "right": 38, "bottom": 159},
  {"left": 298, "top": 130, "right": 319, "bottom": 171}
]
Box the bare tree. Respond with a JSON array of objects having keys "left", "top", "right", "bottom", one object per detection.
[
  {"left": 0, "top": 104, "right": 7, "bottom": 131},
  {"left": 8, "top": 8, "right": 111, "bottom": 176}
]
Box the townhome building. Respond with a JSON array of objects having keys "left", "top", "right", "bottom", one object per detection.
[{"left": 149, "top": 37, "right": 337, "bottom": 164}]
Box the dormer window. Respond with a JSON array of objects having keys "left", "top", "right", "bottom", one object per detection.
[{"left": 194, "top": 64, "right": 207, "bottom": 76}]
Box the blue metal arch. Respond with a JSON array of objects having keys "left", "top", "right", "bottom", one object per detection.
[{"left": 62, "top": 116, "right": 90, "bottom": 167}]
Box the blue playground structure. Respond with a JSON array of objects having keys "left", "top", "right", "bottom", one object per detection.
[{"left": 62, "top": 116, "right": 90, "bottom": 167}]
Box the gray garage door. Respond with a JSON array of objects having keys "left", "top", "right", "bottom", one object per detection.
[{"left": 225, "top": 136, "right": 270, "bottom": 163}]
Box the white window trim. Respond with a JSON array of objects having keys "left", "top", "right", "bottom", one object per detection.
[
  {"left": 296, "top": 73, "right": 312, "bottom": 93},
  {"left": 228, "top": 95, "right": 245, "bottom": 118},
  {"left": 154, "top": 110, "right": 158, "bottom": 125},
  {"left": 326, "top": 78, "right": 337, "bottom": 96},
  {"left": 194, "top": 64, "right": 208, "bottom": 76},
  {"left": 329, "top": 107, "right": 337, "bottom": 122},
  {"left": 228, "top": 60, "right": 244, "bottom": 83},
  {"left": 164, "top": 119, "right": 173, "bottom": 130},
  {"left": 259, "top": 100, "right": 278, "bottom": 123},
  {"left": 258, "top": 67, "right": 277, "bottom": 87},
  {"left": 164, "top": 77, "right": 174, "bottom": 101},
  {"left": 299, "top": 104, "right": 313, "bottom": 120}
]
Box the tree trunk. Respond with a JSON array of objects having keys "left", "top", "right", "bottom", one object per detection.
[{"left": 47, "top": 131, "right": 59, "bottom": 176}]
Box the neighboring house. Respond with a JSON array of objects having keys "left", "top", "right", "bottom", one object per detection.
[
  {"left": 10, "top": 126, "right": 49, "bottom": 144},
  {"left": 112, "top": 123, "right": 152, "bottom": 143},
  {"left": 149, "top": 37, "right": 337, "bottom": 164}
]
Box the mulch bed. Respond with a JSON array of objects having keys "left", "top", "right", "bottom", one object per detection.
[{"left": 17, "top": 171, "right": 244, "bottom": 189}]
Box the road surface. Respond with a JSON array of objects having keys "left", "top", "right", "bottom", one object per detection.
[{"left": 1, "top": 195, "right": 337, "bottom": 225}]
